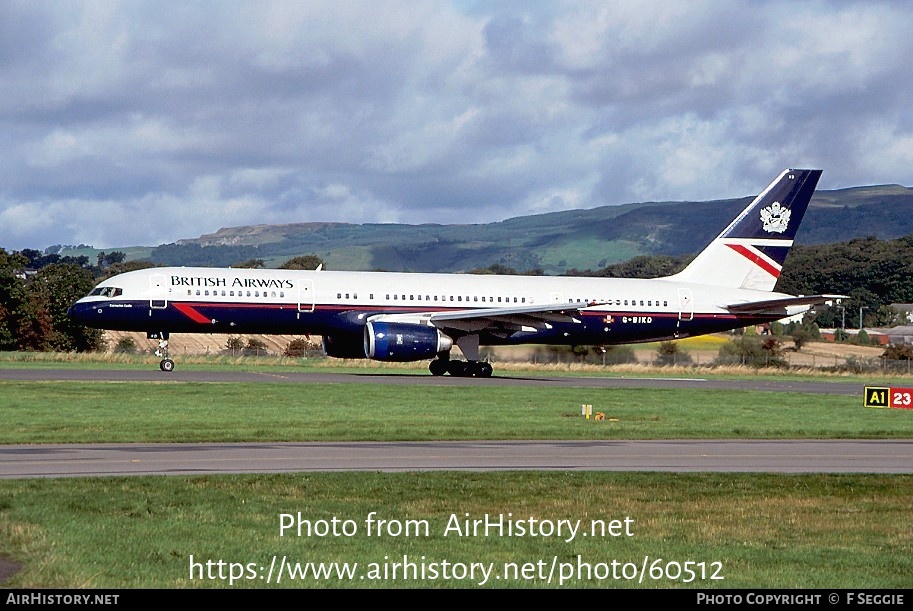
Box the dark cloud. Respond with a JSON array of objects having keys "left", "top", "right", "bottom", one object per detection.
[{"left": 1, "top": 1, "right": 912, "bottom": 251}]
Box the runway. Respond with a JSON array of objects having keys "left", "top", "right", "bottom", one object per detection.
[
  {"left": 3, "top": 440, "right": 912, "bottom": 478},
  {"left": 0, "top": 367, "right": 862, "bottom": 394},
  {"left": 1, "top": 368, "right": 907, "bottom": 478}
]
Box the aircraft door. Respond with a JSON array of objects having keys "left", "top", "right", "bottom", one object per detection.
[
  {"left": 150, "top": 274, "right": 168, "bottom": 309},
  {"left": 297, "top": 279, "right": 315, "bottom": 313},
  {"left": 677, "top": 288, "right": 693, "bottom": 321}
]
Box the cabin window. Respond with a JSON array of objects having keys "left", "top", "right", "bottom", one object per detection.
[
  {"left": 522, "top": 297, "right": 526, "bottom": 303},
  {"left": 337, "top": 293, "right": 341, "bottom": 299}
]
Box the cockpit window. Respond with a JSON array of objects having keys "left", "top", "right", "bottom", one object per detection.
[{"left": 89, "top": 287, "right": 123, "bottom": 298}]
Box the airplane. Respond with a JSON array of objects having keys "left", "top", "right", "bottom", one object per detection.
[{"left": 68, "top": 169, "right": 843, "bottom": 376}]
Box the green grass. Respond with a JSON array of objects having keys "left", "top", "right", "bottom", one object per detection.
[
  {"left": 2, "top": 349, "right": 911, "bottom": 385},
  {"left": 1, "top": 362, "right": 911, "bottom": 589},
  {"left": 1, "top": 472, "right": 910, "bottom": 588},
  {"left": 2, "top": 381, "right": 912, "bottom": 444}
]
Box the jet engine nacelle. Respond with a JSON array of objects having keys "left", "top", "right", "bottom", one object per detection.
[
  {"left": 322, "top": 333, "right": 367, "bottom": 359},
  {"left": 364, "top": 322, "right": 453, "bottom": 362}
]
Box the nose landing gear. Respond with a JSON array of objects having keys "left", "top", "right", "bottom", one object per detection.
[{"left": 149, "top": 331, "right": 174, "bottom": 372}]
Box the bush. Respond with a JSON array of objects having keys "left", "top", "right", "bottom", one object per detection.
[
  {"left": 882, "top": 344, "right": 913, "bottom": 360},
  {"left": 530, "top": 344, "right": 637, "bottom": 365},
  {"left": 244, "top": 338, "right": 269, "bottom": 356},
  {"left": 716, "top": 336, "right": 787, "bottom": 368},
  {"left": 284, "top": 338, "right": 310, "bottom": 358},
  {"left": 113, "top": 337, "right": 136, "bottom": 354},
  {"left": 653, "top": 340, "right": 693, "bottom": 366}
]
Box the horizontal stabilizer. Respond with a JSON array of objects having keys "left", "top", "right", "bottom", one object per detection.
[{"left": 726, "top": 294, "right": 846, "bottom": 315}]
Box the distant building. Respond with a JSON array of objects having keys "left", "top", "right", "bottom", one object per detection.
[
  {"left": 819, "top": 328, "right": 891, "bottom": 345},
  {"left": 882, "top": 325, "right": 913, "bottom": 345}
]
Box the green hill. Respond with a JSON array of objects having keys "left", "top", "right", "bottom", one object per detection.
[{"left": 63, "top": 184, "right": 913, "bottom": 273}]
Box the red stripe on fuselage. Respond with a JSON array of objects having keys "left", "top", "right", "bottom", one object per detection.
[
  {"left": 726, "top": 244, "right": 780, "bottom": 278},
  {"left": 173, "top": 303, "right": 212, "bottom": 324}
]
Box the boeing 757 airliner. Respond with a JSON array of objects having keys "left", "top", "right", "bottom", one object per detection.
[{"left": 68, "top": 169, "right": 842, "bottom": 376}]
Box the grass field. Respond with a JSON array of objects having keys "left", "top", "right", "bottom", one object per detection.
[
  {"left": 1, "top": 360, "right": 912, "bottom": 589},
  {"left": 2, "top": 381, "right": 913, "bottom": 444},
  {"left": 2, "top": 472, "right": 911, "bottom": 588}
]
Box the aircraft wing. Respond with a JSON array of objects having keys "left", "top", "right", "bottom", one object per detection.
[
  {"left": 725, "top": 294, "right": 846, "bottom": 316},
  {"left": 368, "top": 302, "right": 589, "bottom": 336}
]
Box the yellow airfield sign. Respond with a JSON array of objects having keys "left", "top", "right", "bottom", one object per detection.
[{"left": 864, "top": 387, "right": 913, "bottom": 409}]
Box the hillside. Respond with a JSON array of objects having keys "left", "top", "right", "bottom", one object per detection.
[{"left": 64, "top": 184, "right": 913, "bottom": 274}]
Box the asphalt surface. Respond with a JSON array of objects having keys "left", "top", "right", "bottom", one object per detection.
[
  {"left": 1, "top": 368, "right": 907, "bottom": 478},
  {"left": 2, "top": 440, "right": 912, "bottom": 478},
  {"left": 0, "top": 367, "right": 863, "bottom": 394}
]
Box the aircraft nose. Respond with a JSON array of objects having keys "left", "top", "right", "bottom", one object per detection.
[{"left": 67, "top": 301, "right": 90, "bottom": 323}]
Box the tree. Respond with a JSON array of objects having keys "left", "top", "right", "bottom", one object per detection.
[
  {"left": 233, "top": 258, "right": 265, "bottom": 269},
  {"left": 469, "top": 263, "right": 518, "bottom": 275},
  {"left": 225, "top": 336, "right": 244, "bottom": 354},
  {"left": 791, "top": 328, "right": 813, "bottom": 350},
  {"left": 104, "top": 251, "right": 127, "bottom": 266},
  {"left": 0, "top": 249, "right": 29, "bottom": 350},
  {"left": 29, "top": 263, "right": 104, "bottom": 352},
  {"left": 279, "top": 255, "right": 325, "bottom": 270}
]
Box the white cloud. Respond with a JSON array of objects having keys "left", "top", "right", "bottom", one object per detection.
[{"left": 1, "top": 0, "right": 912, "bottom": 251}]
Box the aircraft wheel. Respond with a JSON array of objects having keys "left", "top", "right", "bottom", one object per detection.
[
  {"left": 160, "top": 359, "right": 175, "bottom": 372},
  {"left": 476, "top": 362, "right": 493, "bottom": 378},
  {"left": 429, "top": 359, "right": 448, "bottom": 376},
  {"left": 446, "top": 360, "right": 468, "bottom": 377},
  {"left": 465, "top": 361, "right": 493, "bottom": 378}
]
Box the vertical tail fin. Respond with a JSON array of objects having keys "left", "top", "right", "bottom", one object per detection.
[{"left": 669, "top": 169, "right": 821, "bottom": 291}]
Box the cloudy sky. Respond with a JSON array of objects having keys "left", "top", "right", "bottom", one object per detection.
[{"left": 2, "top": 0, "right": 912, "bottom": 251}]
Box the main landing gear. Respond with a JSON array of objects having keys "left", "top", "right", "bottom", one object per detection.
[{"left": 429, "top": 356, "right": 493, "bottom": 378}]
